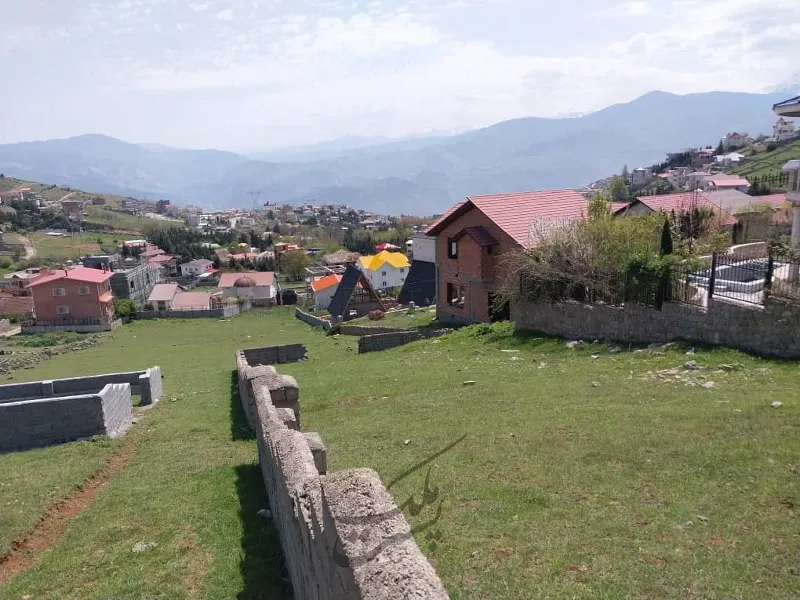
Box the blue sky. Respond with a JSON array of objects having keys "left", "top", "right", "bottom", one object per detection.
[{"left": 1, "top": 0, "right": 799, "bottom": 150}]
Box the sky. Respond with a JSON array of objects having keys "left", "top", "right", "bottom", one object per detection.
[{"left": 1, "top": 0, "right": 799, "bottom": 151}]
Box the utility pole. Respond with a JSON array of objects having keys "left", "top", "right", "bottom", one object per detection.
[{"left": 246, "top": 189, "right": 262, "bottom": 212}]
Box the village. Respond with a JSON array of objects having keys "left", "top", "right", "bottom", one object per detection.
[{"left": 0, "top": 91, "right": 799, "bottom": 600}]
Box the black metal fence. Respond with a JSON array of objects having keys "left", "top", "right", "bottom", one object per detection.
[{"left": 519, "top": 248, "right": 800, "bottom": 310}]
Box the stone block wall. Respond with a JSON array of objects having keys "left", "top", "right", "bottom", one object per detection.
[
  {"left": 0, "top": 383, "right": 133, "bottom": 453},
  {"left": 241, "top": 344, "right": 307, "bottom": 367},
  {"left": 513, "top": 298, "right": 800, "bottom": 359},
  {"left": 237, "top": 348, "right": 449, "bottom": 599},
  {"left": 357, "top": 329, "right": 451, "bottom": 354}
]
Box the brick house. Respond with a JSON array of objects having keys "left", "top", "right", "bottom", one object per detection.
[
  {"left": 426, "top": 190, "right": 588, "bottom": 324},
  {"left": 28, "top": 267, "right": 117, "bottom": 331}
]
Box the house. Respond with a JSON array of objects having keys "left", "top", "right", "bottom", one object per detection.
[
  {"left": 310, "top": 274, "right": 343, "bottom": 311},
  {"left": 356, "top": 250, "right": 410, "bottom": 291},
  {"left": 2, "top": 268, "right": 47, "bottom": 296},
  {"left": 147, "top": 282, "right": 183, "bottom": 311},
  {"left": 322, "top": 250, "right": 361, "bottom": 267},
  {"left": 704, "top": 174, "right": 750, "bottom": 193},
  {"left": 170, "top": 291, "right": 213, "bottom": 310},
  {"left": 622, "top": 191, "right": 721, "bottom": 217},
  {"left": 715, "top": 152, "right": 745, "bottom": 168},
  {"left": 110, "top": 262, "right": 164, "bottom": 306},
  {"left": 28, "top": 267, "right": 118, "bottom": 332},
  {"left": 773, "top": 117, "right": 796, "bottom": 141},
  {"left": 180, "top": 258, "right": 213, "bottom": 278},
  {"left": 630, "top": 167, "right": 654, "bottom": 189},
  {"left": 327, "top": 265, "right": 386, "bottom": 321},
  {"left": 398, "top": 234, "right": 436, "bottom": 307},
  {"left": 218, "top": 271, "right": 278, "bottom": 306},
  {"left": 722, "top": 132, "right": 752, "bottom": 152},
  {"left": 426, "top": 189, "right": 588, "bottom": 324}
]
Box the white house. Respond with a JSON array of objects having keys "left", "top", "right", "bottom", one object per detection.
[
  {"left": 773, "top": 117, "right": 796, "bottom": 142},
  {"left": 180, "top": 258, "right": 214, "bottom": 278},
  {"left": 218, "top": 271, "right": 278, "bottom": 306},
  {"left": 704, "top": 174, "right": 751, "bottom": 193},
  {"left": 408, "top": 233, "right": 435, "bottom": 263},
  {"left": 356, "top": 250, "right": 410, "bottom": 291},
  {"left": 310, "top": 274, "right": 342, "bottom": 311}
]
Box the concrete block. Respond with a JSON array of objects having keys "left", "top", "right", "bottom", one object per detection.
[{"left": 303, "top": 432, "right": 327, "bottom": 475}]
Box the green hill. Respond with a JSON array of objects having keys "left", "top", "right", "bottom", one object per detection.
[{"left": 731, "top": 138, "right": 800, "bottom": 184}]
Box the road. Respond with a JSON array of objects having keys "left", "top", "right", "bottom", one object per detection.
[
  {"left": 58, "top": 191, "right": 75, "bottom": 202},
  {"left": 16, "top": 235, "right": 36, "bottom": 259}
]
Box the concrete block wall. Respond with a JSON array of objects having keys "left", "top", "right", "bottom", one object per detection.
[
  {"left": 513, "top": 298, "right": 800, "bottom": 359},
  {"left": 338, "top": 324, "right": 410, "bottom": 336},
  {"left": 241, "top": 344, "right": 307, "bottom": 367},
  {"left": 237, "top": 350, "right": 449, "bottom": 599},
  {"left": 357, "top": 329, "right": 451, "bottom": 354},
  {"left": 0, "top": 383, "right": 133, "bottom": 453},
  {"left": 295, "top": 308, "right": 333, "bottom": 331}
]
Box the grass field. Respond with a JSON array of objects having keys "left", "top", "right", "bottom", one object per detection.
[
  {"left": 349, "top": 306, "right": 438, "bottom": 328},
  {"left": 0, "top": 311, "right": 799, "bottom": 599},
  {"left": 732, "top": 139, "right": 800, "bottom": 181},
  {"left": 29, "top": 232, "right": 124, "bottom": 261}
]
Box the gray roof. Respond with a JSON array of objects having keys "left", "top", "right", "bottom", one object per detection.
[
  {"left": 782, "top": 160, "right": 800, "bottom": 172},
  {"left": 704, "top": 190, "right": 758, "bottom": 211}
]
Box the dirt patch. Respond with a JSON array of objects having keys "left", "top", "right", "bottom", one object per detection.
[
  {"left": 0, "top": 442, "right": 136, "bottom": 584},
  {"left": 172, "top": 527, "right": 213, "bottom": 599}
]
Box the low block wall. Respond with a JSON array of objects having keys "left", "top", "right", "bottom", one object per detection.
[
  {"left": 338, "top": 324, "right": 411, "bottom": 336},
  {"left": 0, "top": 383, "right": 132, "bottom": 453},
  {"left": 137, "top": 304, "right": 248, "bottom": 320},
  {"left": 237, "top": 348, "right": 449, "bottom": 599},
  {"left": 513, "top": 298, "right": 800, "bottom": 359},
  {"left": 22, "top": 319, "right": 122, "bottom": 334},
  {"left": 0, "top": 366, "right": 163, "bottom": 406},
  {"left": 241, "top": 344, "right": 307, "bottom": 367},
  {"left": 295, "top": 308, "right": 332, "bottom": 330},
  {"left": 357, "top": 329, "right": 451, "bottom": 354}
]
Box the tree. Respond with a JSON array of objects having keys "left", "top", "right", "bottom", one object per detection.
[
  {"left": 265, "top": 234, "right": 274, "bottom": 246},
  {"left": 659, "top": 218, "right": 673, "bottom": 256},
  {"left": 609, "top": 177, "right": 629, "bottom": 203},
  {"left": 156, "top": 199, "right": 169, "bottom": 214},
  {"left": 715, "top": 139, "right": 724, "bottom": 155},
  {"left": 588, "top": 194, "right": 611, "bottom": 221},
  {"left": 272, "top": 223, "right": 281, "bottom": 235},
  {"left": 281, "top": 250, "right": 312, "bottom": 282},
  {"left": 620, "top": 165, "right": 630, "bottom": 183}
]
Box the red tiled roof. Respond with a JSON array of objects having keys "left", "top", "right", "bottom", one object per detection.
[
  {"left": 427, "top": 189, "right": 588, "bottom": 247},
  {"left": 148, "top": 282, "right": 180, "bottom": 303},
  {"left": 0, "top": 296, "right": 33, "bottom": 316},
  {"left": 611, "top": 202, "right": 629, "bottom": 213},
  {"left": 29, "top": 267, "right": 113, "bottom": 287},
  {"left": 311, "top": 274, "right": 342, "bottom": 292},
  {"left": 218, "top": 271, "right": 275, "bottom": 288},
  {"left": 634, "top": 192, "right": 718, "bottom": 213},
  {"left": 706, "top": 175, "right": 750, "bottom": 188},
  {"left": 424, "top": 202, "right": 465, "bottom": 234},
  {"left": 171, "top": 291, "right": 212, "bottom": 310},
  {"left": 757, "top": 193, "right": 789, "bottom": 208},
  {"left": 147, "top": 254, "right": 174, "bottom": 264}
]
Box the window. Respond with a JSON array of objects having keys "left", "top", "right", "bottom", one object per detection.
[
  {"left": 52, "top": 287, "right": 66, "bottom": 297},
  {"left": 487, "top": 245, "right": 495, "bottom": 255},
  {"left": 77, "top": 286, "right": 91, "bottom": 296},
  {"left": 130, "top": 280, "right": 136, "bottom": 290},
  {"left": 382, "top": 270, "right": 387, "bottom": 276},
  {"left": 447, "top": 239, "right": 458, "bottom": 259},
  {"left": 447, "top": 282, "right": 465, "bottom": 309},
  {"left": 56, "top": 305, "right": 70, "bottom": 315},
  {"left": 399, "top": 268, "right": 405, "bottom": 273}
]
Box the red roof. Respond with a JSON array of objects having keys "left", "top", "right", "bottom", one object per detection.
[
  {"left": 427, "top": 189, "right": 587, "bottom": 247},
  {"left": 425, "top": 202, "right": 465, "bottom": 234},
  {"left": 634, "top": 192, "right": 718, "bottom": 213},
  {"left": 311, "top": 274, "right": 342, "bottom": 293},
  {"left": 147, "top": 254, "right": 174, "bottom": 264},
  {"left": 218, "top": 271, "right": 275, "bottom": 288},
  {"left": 29, "top": 267, "right": 113, "bottom": 287},
  {"left": 757, "top": 193, "right": 789, "bottom": 208},
  {"left": 171, "top": 291, "right": 212, "bottom": 310},
  {"left": 706, "top": 175, "right": 750, "bottom": 188}
]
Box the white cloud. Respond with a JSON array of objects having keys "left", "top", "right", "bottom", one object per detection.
[
  {"left": 603, "top": 1, "right": 652, "bottom": 17},
  {"left": 216, "top": 8, "right": 234, "bottom": 20},
  {"left": 188, "top": 2, "right": 209, "bottom": 11}
]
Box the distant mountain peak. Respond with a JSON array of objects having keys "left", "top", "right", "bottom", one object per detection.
[{"left": 764, "top": 71, "right": 800, "bottom": 95}]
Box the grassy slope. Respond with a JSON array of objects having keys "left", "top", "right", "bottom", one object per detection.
[
  {"left": 0, "top": 312, "right": 798, "bottom": 599},
  {"left": 29, "top": 232, "right": 123, "bottom": 261},
  {"left": 732, "top": 139, "right": 800, "bottom": 181}
]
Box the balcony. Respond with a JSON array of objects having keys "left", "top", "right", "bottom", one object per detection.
[{"left": 773, "top": 96, "right": 800, "bottom": 118}]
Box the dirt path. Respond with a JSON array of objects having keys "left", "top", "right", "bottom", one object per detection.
[
  {"left": 16, "top": 234, "right": 36, "bottom": 259},
  {"left": 0, "top": 442, "right": 136, "bottom": 584}
]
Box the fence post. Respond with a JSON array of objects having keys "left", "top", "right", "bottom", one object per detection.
[
  {"left": 707, "top": 253, "right": 717, "bottom": 303},
  {"left": 764, "top": 251, "right": 775, "bottom": 301}
]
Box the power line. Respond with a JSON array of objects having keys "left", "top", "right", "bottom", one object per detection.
[{"left": 246, "top": 189, "right": 262, "bottom": 211}]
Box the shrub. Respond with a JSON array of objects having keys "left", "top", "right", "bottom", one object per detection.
[
  {"left": 114, "top": 298, "right": 137, "bottom": 318},
  {"left": 0, "top": 258, "right": 11, "bottom": 269},
  {"left": 368, "top": 309, "right": 385, "bottom": 321},
  {"left": 17, "top": 331, "right": 83, "bottom": 347}
]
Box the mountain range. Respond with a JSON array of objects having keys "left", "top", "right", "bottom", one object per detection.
[{"left": 0, "top": 90, "right": 792, "bottom": 215}]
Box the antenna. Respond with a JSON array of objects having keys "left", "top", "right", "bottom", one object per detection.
[{"left": 246, "top": 189, "right": 262, "bottom": 211}]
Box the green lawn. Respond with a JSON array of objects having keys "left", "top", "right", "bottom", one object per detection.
[
  {"left": 0, "top": 311, "right": 799, "bottom": 599},
  {"left": 732, "top": 139, "right": 800, "bottom": 182},
  {"left": 30, "top": 232, "right": 125, "bottom": 261},
  {"left": 348, "top": 306, "right": 438, "bottom": 328}
]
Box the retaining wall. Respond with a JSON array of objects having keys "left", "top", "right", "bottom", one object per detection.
[
  {"left": 0, "top": 383, "right": 132, "bottom": 453},
  {"left": 338, "top": 324, "right": 410, "bottom": 336},
  {"left": 357, "top": 329, "right": 451, "bottom": 354},
  {"left": 236, "top": 347, "right": 449, "bottom": 599},
  {"left": 137, "top": 303, "right": 248, "bottom": 320},
  {"left": 295, "top": 307, "right": 332, "bottom": 330},
  {"left": 22, "top": 319, "right": 122, "bottom": 334},
  {"left": 0, "top": 366, "right": 163, "bottom": 406},
  {"left": 241, "top": 344, "right": 307, "bottom": 368},
  {"left": 513, "top": 298, "right": 800, "bottom": 359}
]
